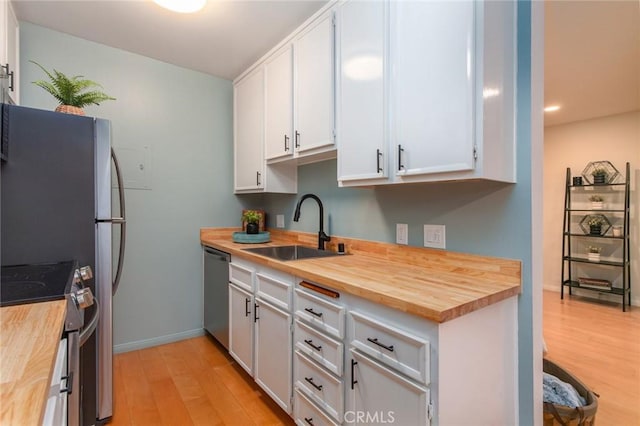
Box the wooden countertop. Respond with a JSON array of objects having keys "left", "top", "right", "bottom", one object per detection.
[
  {"left": 201, "top": 228, "right": 521, "bottom": 323},
  {"left": 0, "top": 300, "right": 67, "bottom": 425}
]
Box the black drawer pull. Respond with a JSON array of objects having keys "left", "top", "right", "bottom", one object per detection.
[
  {"left": 367, "top": 337, "right": 395, "bottom": 352},
  {"left": 304, "top": 307, "right": 323, "bottom": 318},
  {"left": 254, "top": 303, "right": 259, "bottom": 322},
  {"left": 304, "top": 339, "right": 322, "bottom": 351},
  {"left": 60, "top": 372, "right": 74, "bottom": 395},
  {"left": 398, "top": 144, "right": 405, "bottom": 171},
  {"left": 304, "top": 417, "right": 314, "bottom": 426},
  {"left": 284, "top": 134, "right": 290, "bottom": 151},
  {"left": 295, "top": 130, "right": 301, "bottom": 148},
  {"left": 376, "top": 148, "right": 383, "bottom": 173},
  {"left": 244, "top": 298, "right": 251, "bottom": 317},
  {"left": 351, "top": 359, "right": 358, "bottom": 390},
  {"left": 304, "top": 376, "right": 323, "bottom": 391}
]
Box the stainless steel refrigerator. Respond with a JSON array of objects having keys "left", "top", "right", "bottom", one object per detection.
[{"left": 1, "top": 103, "right": 126, "bottom": 425}]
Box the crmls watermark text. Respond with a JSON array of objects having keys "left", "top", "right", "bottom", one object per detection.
[{"left": 344, "top": 411, "right": 396, "bottom": 424}]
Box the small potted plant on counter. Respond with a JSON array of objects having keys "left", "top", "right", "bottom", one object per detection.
[
  {"left": 591, "top": 167, "right": 608, "bottom": 185},
  {"left": 587, "top": 245, "right": 602, "bottom": 262},
  {"left": 589, "top": 194, "right": 604, "bottom": 209},
  {"left": 242, "top": 210, "right": 263, "bottom": 235}
]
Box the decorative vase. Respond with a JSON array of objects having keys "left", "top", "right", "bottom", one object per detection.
[
  {"left": 246, "top": 222, "right": 259, "bottom": 234},
  {"left": 55, "top": 105, "right": 85, "bottom": 116},
  {"left": 591, "top": 201, "right": 603, "bottom": 210},
  {"left": 589, "top": 225, "right": 602, "bottom": 236},
  {"left": 587, "top": 253, "right": 600, "bottom": 262},
  {"left": 593, "top": 174, "right": 606, "bottom": 185}
]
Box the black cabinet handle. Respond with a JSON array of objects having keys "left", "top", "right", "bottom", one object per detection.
[
  {"left": 304, "top": 417, "right": 314, "bottom": 426},
  {"left": 398, "top": 145, "right": 405, "bottom": 171},
  {"left": 295, "top": 130, "right": 300, "bottom": 148},
  {"left": 254, "top": 303, "right": 259, "bottom": 322},
  {"left": 376, "top": 149, "right": 383, "bottom": 173},
  {"left": 351, "top": 359, "right": 358, "bottom": 390},
  {"left": 304, "top": 376, "right": 323, "bottom": 391},
  {"left": 304, "top": 339, "right": 322, "bottom": 351},
  {"left": 256, "top": 171, "right": 261, "bottom": 186},
  {"left": 304, "top": 307, "right": 323, "bottom": 318},
  {"left": 60, "top": 372, "right": 74, "bottom": 395},
  {"left": 284, "top": 134, "right": 290, "bottom": 151},
  {"left": 244, "top": 298, "right": 251, "bottom": 317},
  {"left": 367, "top": 337, "right": 395, "bottom": 352}
]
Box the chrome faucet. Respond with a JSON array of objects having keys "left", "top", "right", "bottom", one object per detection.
[{"left": 293, "top": 193, "right": 331, "bottom": 250}]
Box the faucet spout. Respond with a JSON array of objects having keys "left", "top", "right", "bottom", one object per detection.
[{"left": 293, "top": 193, "right": 331, "bottom": 250}]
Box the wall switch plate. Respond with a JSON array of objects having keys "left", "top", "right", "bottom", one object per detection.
[
  {"left": 424, "top": 224, "right": 446, "bottom": 249},
  {"left": 396, "top": 223, "right": 408, "bottom": 245},
  {"left": 276, "top": 214, "right": 285, "bottom": 228}
]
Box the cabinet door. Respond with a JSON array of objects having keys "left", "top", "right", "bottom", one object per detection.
[
  {"left": 337, "top": 0, "right": 387, "bottom": 183},
  {"left": 265, "top": 45, "right": 294, "bottom": 161},
  {"left": 6, "top": 1, "right": 18, "bottom": 104},
  {"left": 254, "top": 298, "right": 293, "bottom": 413},
  {"left": 229, "top": 283, "right": 254, "bottom": 375},
  {"left": 348, "top": 350, "right": 430, "bottom": 425},
  {"left": 0, "top": 0, "right": 6, "bottom": 66},
  {"left": 391, "top": 1, "right": 474, "bottom": 177},
  {"left": 294, "top": 12, "right": 335, "bottom": 154},
  {"left": 234, "top": 67, "right": 264, "bottom": 191}
]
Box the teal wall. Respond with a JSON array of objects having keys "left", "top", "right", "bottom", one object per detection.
[{"left": 20, "top": 22, "right": 241, "bottom": 350}]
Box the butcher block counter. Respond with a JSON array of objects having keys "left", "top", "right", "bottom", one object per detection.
[
  {"left": 201, "top": 228, "right": 521, "bottom": 323},
  {"left": 0, "top": 300, "right": 67, "bottom": 425}
]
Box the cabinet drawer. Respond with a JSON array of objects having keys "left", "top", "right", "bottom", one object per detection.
[
  {"left": 294, "top": 389, "right": 339, "bottom": 426},
  {"left": 229, "top": 262, "right": 253, "bottom": 292},
  {"left": 256, "top": 271, "right": 293, "bottom": 310},
  {"left": 295, "top": 288, "right": 345, "bottom": 339},
  {"left": 295, "top": 320, "right": 343, "bottom": 376},
  {"left": 295, "top": 350, "right": 344, "bottom": 422},
  {"left": 349, "top": 311, "right": 430, "bottom": 384}
]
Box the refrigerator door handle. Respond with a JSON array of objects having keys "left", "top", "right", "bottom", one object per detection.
[{"left": 111, "top": 147, "right": 126, "bottom": 296}]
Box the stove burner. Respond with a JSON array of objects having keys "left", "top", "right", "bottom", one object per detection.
[{"left": 0, "top": 260, "right": 77, "bottom": 307}]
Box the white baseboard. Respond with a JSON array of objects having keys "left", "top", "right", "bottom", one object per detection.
[
  {"left": 114, "top": 328, "right": 206, "bottom": 354},
  {"left": 543, "top": 284, "right": 638, "bottom": 307}
]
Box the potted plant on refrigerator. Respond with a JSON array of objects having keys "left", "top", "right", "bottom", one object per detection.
[{"left": 30, "top": 60, "right": 115, "bottom": 116}]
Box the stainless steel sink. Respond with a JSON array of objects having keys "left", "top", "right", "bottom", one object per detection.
[{"left": 242, "top": 245, "right": 344, "bottom": 261}]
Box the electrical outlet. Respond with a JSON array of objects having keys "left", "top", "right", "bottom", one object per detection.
[
  {"left": 396, "top": 223, "right": 408, "bottom": 245},
  {"left": 424, "top": 224, "right": 446, "bottom": 249},
  {"left": 276, "top": 214, "right": 285, "bottom": 228}
]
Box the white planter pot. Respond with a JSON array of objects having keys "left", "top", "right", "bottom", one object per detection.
[
  {"left": 587, "top": 253, "right": 600, "bottom": 262},
  {"left": 591, "top": 201, "right": 603, "bottom": 210}
]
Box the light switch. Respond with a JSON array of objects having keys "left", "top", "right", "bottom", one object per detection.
[
  {"left": 276, "top": 214, "right": 285, "bottom": 228},
  {"left": 424, "top": 224, "right": 446, "bottom": 249},
  {"left": 396, "top": 223, "right": 408, "bottom": 245}
]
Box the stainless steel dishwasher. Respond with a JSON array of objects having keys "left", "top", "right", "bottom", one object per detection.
[{"left": 203, "top": 246, "right": 231, "bottom": 349}]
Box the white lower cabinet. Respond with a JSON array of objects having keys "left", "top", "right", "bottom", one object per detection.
[
  {"left": 348, "top": 349, "right": 430, "bottom": 426},
  {"left": 228, "top": 282, "right": 254, "bottom": 375},
  {"left": 255, "top": 297, "right": 293, "bottom": 412},
  {"left": 42, "top": 337, "right": 68, "bottom": 426},
  {"left": 295, "top": 389, "right": 339, "bottom": 426}
]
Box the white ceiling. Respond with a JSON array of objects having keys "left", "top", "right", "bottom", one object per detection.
[
  {"left": 544, "top": 0, "right": 640, "bottom": 127},
  {"left": 12, "top": 1, "right": 640, "bottom": 127},
  {"left": 12, "top": 0, "right": 327, "bottom": 81}
]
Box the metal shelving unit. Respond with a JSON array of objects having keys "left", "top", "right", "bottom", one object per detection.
[{"left": 561, "top": 162, "right": 631, "bottom": 311}]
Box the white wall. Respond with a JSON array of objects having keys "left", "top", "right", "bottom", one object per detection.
[
  {"left": 544, "top": 111, "right": 640, "bottom": 305},
  {"left": 20, "top": 22, "right": 242, "bottom": 351}
]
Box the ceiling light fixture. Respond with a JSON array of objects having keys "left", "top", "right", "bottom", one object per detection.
[
  {"left": 544, "top": 105, "right": 561, "bottom": 112},
  {"left": 153, "top": 0, "right": 206, "bottom": 13}
]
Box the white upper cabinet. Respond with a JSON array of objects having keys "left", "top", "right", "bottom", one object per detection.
[
  {"left": 293, "top": 11, "right": 336, "bottom": 161},
  {"left": 336, "top": 0, "right": 387, "bottom": 183},
  {"left": 1, "top": 0, "right": 19, "bottom": 105},
  {"left": 337, "top": 0, "right": 516, "bottom": 186},
  {"left": 264, "top": 45, "right": 294, "bottom": 162},
  {"left": 234, "top": 67, "right": 265, "bottom": 192}
]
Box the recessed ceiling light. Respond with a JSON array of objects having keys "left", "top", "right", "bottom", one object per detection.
[
  {"left": 544, "top": 105, "right": 561, "bottom": 112},
  {"left": 153, "top": 0, "right": 206, "bottom": 13}
]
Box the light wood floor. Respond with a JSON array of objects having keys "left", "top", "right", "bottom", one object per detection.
[
  {"left": 110, "top": 335, "right": 293, "bottom": 425},
  {"left": 110, "top": 293, "right": 640, "bottom": 425},
  {"left": 543, "top": 290, "right": 640, "bottom": 425}
]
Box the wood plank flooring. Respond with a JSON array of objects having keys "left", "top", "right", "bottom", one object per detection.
[
  {"left": 111, "top": 292, "right": 639, "bottom": 425},
  {"left": 110, "top": 336, "right": 293, "bottom": 425},
  {"left": 543, "top": 290, "right": 640, "bottom": 425}
]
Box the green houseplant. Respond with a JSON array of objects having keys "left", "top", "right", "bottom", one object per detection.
[
  {"left": 588, "top": 216, "right": 606, "bottom": 235},
  {"left": 589, "top": 194, "right": 604, "bottom": 209},
  {"left": 242, "top": 210, "right": 263, "bottom": 234},
  {"left": 591, "top": 167, "right": 608, "bottom": 185},
  {"left": 30, "top": 60, "right": 115, "bottom": 116}
]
